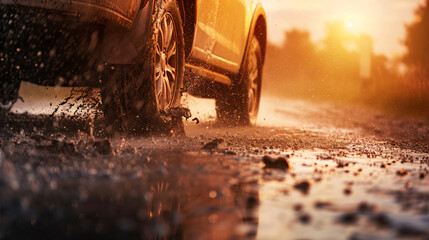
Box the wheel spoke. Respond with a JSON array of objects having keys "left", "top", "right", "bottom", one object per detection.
[
  {"left": 155, "top": 43, "right": 162, "bottom": 57},
  {"left": 166, "top": 68, "right": 176, "bottom": 97},
  {"left": 164, "top": 77, "right": 172, "bottom": 104},
  {"left": 167, "top": 41, "right": 176, "bottom": 59},
  {"left": 166, "top": 65, "right": 176, "bottom": 76},
  {"left": 156, "top": 75, "right": 163, "bottom": 95},
  {"left": 165, "top": 18, "right": 174, "bottom": 50},
  {"left": 155, "top": 66, "right": 162, "bottom": 78}
]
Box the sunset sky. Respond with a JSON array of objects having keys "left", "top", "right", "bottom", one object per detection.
[{"left": 260, "top": 0, "right": 425, "bottom": 57}]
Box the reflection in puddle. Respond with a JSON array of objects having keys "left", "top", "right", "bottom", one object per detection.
[{"left": 0, "top": 145, "right": 261, "bottom": 239}]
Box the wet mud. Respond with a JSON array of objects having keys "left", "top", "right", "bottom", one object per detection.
[{"left": 1, "top": 96, "right": 429, "bottom": 239}]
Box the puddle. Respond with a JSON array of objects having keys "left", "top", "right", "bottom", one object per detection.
[{"left": 256, "top": 149, "right": 429, "bottom": 240}]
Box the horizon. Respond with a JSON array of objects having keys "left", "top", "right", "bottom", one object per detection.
[{"left": 260, "top": 0, "right": 425, "bottom": 57}]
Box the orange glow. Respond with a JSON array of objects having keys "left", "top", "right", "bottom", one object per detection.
[
  {"left": 261, "top": 0, "right": 429, "bottom": 118},
  {"left": 260, "top": 0, "right": 425, "bottom": 56}
]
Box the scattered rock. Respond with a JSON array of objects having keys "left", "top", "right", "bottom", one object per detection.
[
  {"left": 371, "top": 213, "right": 391, "bottom": 227},
  {"left": 293, "top": 204, "right": 303, "bottom": 212},
  {"left": 344, "top": 188, "right": 352, "bottom": 196},
  {"left": 397, "top": 169, "right": 408, "bottom": 177},
  {"left": 262, "top": 156, "right": 290, "bottom": 170},
  {"left": 299, "top": 213, "right": 311, "bottom": 224},
  {"left": 338, "top": 212, "right": 358, "bottom": 224},
  {"left": 93, "top": 139, "right": 114, "bottom": 155},
  {"left": 202, "top": 139, "right": 224, "bottom": 150},
  {"left": 337, "top": 162, "right": 345, "bottom": 168},
  {"left": 357, "top": 202, "right": 376, "bottom": 213},
  {"left": 314, "top": 201, "right": 332, "bottom": 209},
  {"left": 294, "top": 181, "right": 311, "bottom": 195},
  {"left": 225, "top": 151, "right": 237, "bottom": 156}
]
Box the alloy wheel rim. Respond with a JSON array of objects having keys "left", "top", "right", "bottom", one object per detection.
[
  {"left": 247, "top": 40, "right": 259, "bottom": 120},
  {"left": 154, "top": 12, "right": 177, "bottom": 112}
]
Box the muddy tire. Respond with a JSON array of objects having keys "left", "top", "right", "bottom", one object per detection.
[
  {"left": 216, "top": 36, "right": 263, "bottom": 126},
  {"left": 101, "top": 0, "right": 185, "bottom": 135}
]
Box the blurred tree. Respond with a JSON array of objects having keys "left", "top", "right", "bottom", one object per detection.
[
  {"left": 281, "top": 29, "right": 317, "bottom": 79},
  {"left": 282, "top": 29, "right": 315, "bottom": 61},
  {"left": 322, "top": 22, "right": 355, "bottom": 54},
  {"left": 404, "top": 0, "right": 429, "bottom": 75},
  {"left": 320, "top": 22, "right": 359, "bottom": 80},
  {"left": 263, "top": 29, "right": 318, "bottom": 97}
]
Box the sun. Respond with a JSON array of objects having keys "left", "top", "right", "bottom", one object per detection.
[
  {"left": 346, "top": 19, "right": 356, "bottom": 32},
  {"left": 343, "top": 17, "right": 365, "bottom": 35}
]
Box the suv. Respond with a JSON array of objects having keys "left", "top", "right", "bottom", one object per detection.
[{"left": 0, "top": 0, "right": 266, "bottom": 133}]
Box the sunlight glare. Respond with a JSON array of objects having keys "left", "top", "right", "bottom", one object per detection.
[{"left": 346, "top": 20, "right": 355, "bottom": 32}]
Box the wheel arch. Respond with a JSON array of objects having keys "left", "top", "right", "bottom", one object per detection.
[
  {"left": 237, "top": 4, "right": 267, "bottom": 82},
  {"left": 176, "top": 0, "right": 196, "bottom": 58},
  {"left": 254, "top": 13, "right": 267, "bottom": 65}
]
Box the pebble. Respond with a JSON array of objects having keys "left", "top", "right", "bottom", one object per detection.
[
  {"left": 294, "top": 181, "right": 311, "bottom": 195},
  {"left": 299, "top": 214, "right": 311, "bottom": 224},
  {"left": 344, "top": 188, "right": 352, "bottom": 196},
  {"left": 371, "top": 213, "right": 391, "bottom": 227},
  {"left": 338, "top": 212, "right": 358, "bottom": 224},
  {"left": 262, "top": 156, "right": 290, "bottom": 170},
  {"left": 203, "top": 139, "right": 224, "bottom": 150},
  {"left": 397, "top": 169, "right": 408, "bottom": 177}
]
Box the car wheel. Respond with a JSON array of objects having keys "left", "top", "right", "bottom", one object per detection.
[
  {"left": 101, "top": 0, "right": 185, "bottom": 135},
  {"left": 216, "top": 36, "right": 263, "bottom": 126}
]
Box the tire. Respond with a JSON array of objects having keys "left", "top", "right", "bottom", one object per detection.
[
  {"left": 216, "top": 36, "right": 263, "bottom": 126},
  {"left": 101, "top": 0, "right": 185, "bottom": 135}
]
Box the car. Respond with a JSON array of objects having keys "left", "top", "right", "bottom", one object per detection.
[{"left": 0, "top": 0, "right": 267, "bottom": 133}]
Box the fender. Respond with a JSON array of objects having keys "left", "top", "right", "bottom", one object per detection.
[
  {"left": 236, "top": 3, "right": 267, "bottom": 83},
  {"left": 99, "top": 0, "right": 153, "bottom": 65}
]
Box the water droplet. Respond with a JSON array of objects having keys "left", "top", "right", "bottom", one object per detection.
[{"left": 209, "top": 190, "right": 217, "bottom": 199}]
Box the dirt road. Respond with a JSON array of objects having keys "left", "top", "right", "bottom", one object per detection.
[{"left": 1, "top": 85, "right": 429, "bottom": 239}]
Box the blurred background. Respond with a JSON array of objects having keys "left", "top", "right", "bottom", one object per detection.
[{"left": 260, "top": 0, "right": 429, "bottom": 118}]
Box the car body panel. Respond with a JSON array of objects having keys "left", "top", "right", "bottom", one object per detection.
[
  {"left": 0, "top": 0, "right": 141, "bottom": 28},
  {"left": 188, "top": 0, "right": 261, "bottom": 74},
  {"left": 0, "top": 0, "right": 266, "bottom": 82},
  {"left": 211, "top": 0, "right": 249, "bottom": 73},
  {"left": 187, "top": 0, "right": 218, "bottom": 67}
]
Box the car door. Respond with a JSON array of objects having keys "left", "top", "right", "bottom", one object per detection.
[
  {"left": 189, "top": 0, "right": 220, "bottom": 64},
  {"left": 211, "top": 0, "right": 250, "bottom": 74}
]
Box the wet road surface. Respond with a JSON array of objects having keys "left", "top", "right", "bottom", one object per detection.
[{"left": 1, "top": 83, "right": 429, "bottom": 239}]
